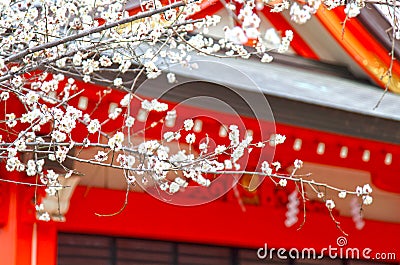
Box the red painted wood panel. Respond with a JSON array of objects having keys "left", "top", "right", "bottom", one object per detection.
[{"left": 57, "top": 186, "right": 400, "bottom": 261}]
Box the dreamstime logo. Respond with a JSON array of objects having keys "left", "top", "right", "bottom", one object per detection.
[
  {"left": 134, "top": 60, "right": 276, "bottom": 206},
  {"left": 336, "top": 236, "right": 347, "bottom": 247},
  {"left": 257, "top": 236, "right": 397, "bottom": 261}
]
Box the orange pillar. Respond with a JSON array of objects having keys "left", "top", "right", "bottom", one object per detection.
[{"left": 0, "top": 171, "right": 57, "bottom": 265}]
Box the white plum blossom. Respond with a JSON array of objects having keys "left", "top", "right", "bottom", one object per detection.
[
  {"left": 270, "top": 134, "right": 286, "bottom": 146},
  {"left": 6, "top": 113, "right": 17, "bottom": 127},
  {"left": 117, "top": 154, "right": 136, "bottom": 168},
  {"left": 127, "top": 175, "right": 136, "bottom": 184},
  {"left": 184, "top": 119, "right": 194, "bottom": 131},
  {"left": 82, "top": 74, "right": 90, "bottom": 83},
  {"left": 363, "top": 184, "right": 373, "bottom": 194},
  {"left": 338, "top": 191, "right": 347, "bottom": 199},
  {"left": 21, "top": 109, "right": 41, "bottom": 124},
  {"left": 261, "top": 161, "right": 272, "bottom": 175},
  {"left": 224, "top": 26, "right": 248, "bottom": 44},
  {"left": 120, "top": 94, "right": 131, "bottom": 107},
  {"left": 141, "top": 99, "right": 168, "bottom": 112},
  {"left": 112, "top": 53, "right": 123, "bottom": 64},
  {"left": 109, "top": 107, "right": 122, "bottom": 120},
  {"left": 290, "top": 3, "right": 312, "bottom": 24},
  {"left": 15, "top": 139, "right": 26, "bottom": 151},
  {"left": 356, "top": 184, "right": 373, "bottom": 196},
  {"left": 8, "top": 148, "right": 17, "bottom": 158},
  {"left": 38, "top": 212, "right": 51, "bottom": 222},
  {"left": 73, "top": 53, "right": 83, "bottom": 66},
  {"left": 229, "top": 125, "right": 240, "bottom": 147},
  {"left": 82, "top": 59, "right": 99, "bottom": 75},
  {"left": 35, "top": 204, "right": 50, "bottom": 221},
  {"left": 264, "top": 28, "right": 281, "bottom": 48},
  {"left": 94, "top": 151, "right": 108, "bottom": 162},
  {"left": 87, "top": 119, "right": 101, "bottom": 134},
  {"left": 362, "top": 195, "right": 373, "bottom": 205},
  {"left": 224, "top": 160, "right": 233, "bottom": 169},
  {"left": 51, "top": 130, "right": 67, "bottom": 142},
  {"left": 55, "top": 146, "right": 69, "bottom": 163},
  {"left": 271, "top": 0, "right": 290, "bottom": 12},
  {"left": 42, "top": 170, "right": 63, "bottom": 196},
  {"left": 113, "top": 78, "right": 123, "bottom": 87},
  {"left": 278, "top": 30, "right": 293, "bottom": 53},
  {"left": 344, "top": 3, "right": 361, "bottom": 18},
  {"left": 119, "top": 60, "right": 132, "bottom": 73},
  {"left": 169, "top": 182, "right": 180, "bottom": 193},
  {"left": 279, "top": 179, "right": 287, "bottom": 187},
  {"left": 163, "top": 131, "right": 175, "bottom": 142},
  {"left": 0, "top": 92, "right": 10, "bottom": 101},
  {"left": 196, "top": 174, "right": 211, "bottom": 187},
  {"left": 165, "top": 110, "right": 176, "bottom": 121},
  {"left": 261, "top": 53, "right": 273, "bottom": 63},
  {"left": 157, "top": 147, "right": 169, "bottom": 160},
  {"left": 125, "top": 116, "right": 135, "bottom": 127},
  {"left": 99, "top": 56, "right": 113, "bottom": 67},
  {"left": 167, "top": 73, "right": 176, "bottom": 83},
  {"left": 231, "top": 140, "right": 248, "bottom": 163},
  {"left": 175, "top": 177, "right": 188, "bottom": 187},
  {"left": 25, "top": 91, "right": 40, "bottom": 105},
  {"left": 326, "top": 199, "right": 335, "bottom": 210},
  {"left": 356, "top": 186, "right": 363, "bottom": 196},
  {"left": 160, "top": 182, "right": 169, "bottom": 191},
  {"left": 324, "top": 0, "right": 342, "bottom": 9},
  {"left": 272, "top": 162, "right": 281, "bottom": 171},
  {"left": 255, "top": 142, "right": 265, "bottom": 148},
  {"left": 199, "top": 142, "right": 207, "bottom": 151},
  {"left": 108, "top": 132, "right": 124, "bottom": 151},
  {"left": 138, "top": 140, "right": 160, "bottom": 155},
  {"left": 185, "top": 133, "right": 196, "bottom": 144},
  {"left": 294, "top": 159, "right": 303, "bottom": 169},
  {"left": 215, "top": 145, "right": 227, "bottom": 154},
  {"left": 6, "top": 157, "right": 23, "bottom": 172},
  {"left": 26, "top": 160, "right": 36, "bottom": 176}
]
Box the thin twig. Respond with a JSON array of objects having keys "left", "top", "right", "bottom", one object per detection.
[
  {"left": 95, "top": 181, "right": 130, "bottom": 217},
  {"left": 0, "top": 178, "right": 70, "bottom": 188},
  {"left": 297, "top": 178, "right": 307, "bottom": 231},
  {"left": 374, "top": 0, "right": 397, "bottom": 109},
  {"left": 329, "top": 209, "right": 348, "bottom": 236}
]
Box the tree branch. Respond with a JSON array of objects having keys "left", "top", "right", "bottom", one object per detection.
[{"left": 4, "top": 0, "right": 193, "bottom": 64}]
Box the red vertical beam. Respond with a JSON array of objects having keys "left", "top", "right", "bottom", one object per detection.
[
  {"left": 0, "top": 169, "right": 57, "bottom": 265},
  {"left": 0, "top": 171, "right": 31, "bottom": 265},
  {"left": 37, "top": 223, "right": 57, "bottom": 265},
  {"left": 0, "top": 181, "right": 10, "bottom": 227},
  {"left": 261, "top": 9, "right": 320, "bottom": 60},
  {"left": 0, "top": 179, "right": 17, "bottom": 265}
]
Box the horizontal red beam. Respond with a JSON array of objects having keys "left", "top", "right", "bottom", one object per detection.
[{"left": 57, "top": 186, "right": 400, "bottom": 261}]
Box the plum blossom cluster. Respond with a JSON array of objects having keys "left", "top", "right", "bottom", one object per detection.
[{"left": 325, "top": 184, "right": 373, "bottom": 211}]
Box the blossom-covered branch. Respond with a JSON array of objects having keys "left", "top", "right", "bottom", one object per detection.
[{"left": 0, "top": 0, "right": 380, "bottom": 227}]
